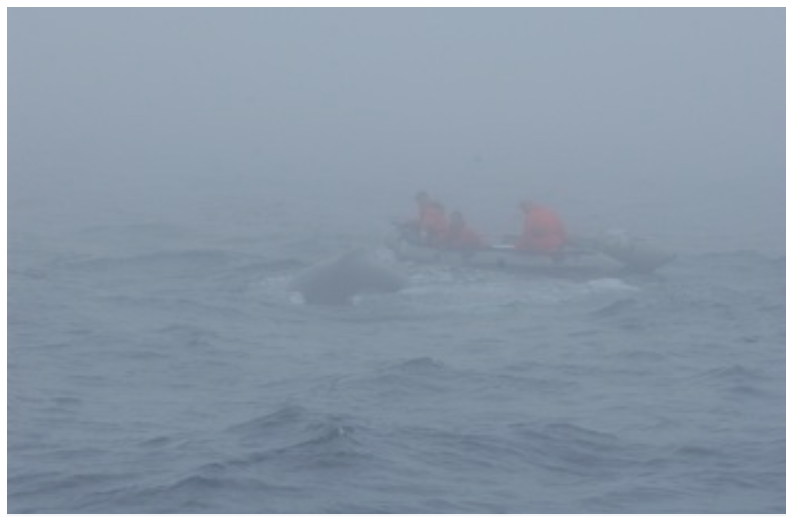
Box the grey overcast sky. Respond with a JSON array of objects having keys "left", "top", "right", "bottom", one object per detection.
[{"left": 8, "top": 8, "right": 785, "bottom": 251}]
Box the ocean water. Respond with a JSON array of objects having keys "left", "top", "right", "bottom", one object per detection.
[{"left": 7, "top": 209, "right": 785, "bottom": 513}]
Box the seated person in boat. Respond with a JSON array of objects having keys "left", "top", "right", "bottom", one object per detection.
[
  {"left": 444, "top": 211, "right": 487, "bottom": 250},
  {"left": 403, "top": 191, "right": 449, "bottom": 246},
  {"left": 515, "top": 200, "right": 567, "bottom": 254}
]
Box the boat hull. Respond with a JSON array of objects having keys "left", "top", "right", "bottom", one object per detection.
[{"left": 387, "top": 229, "right": 674, "bottom": 277}]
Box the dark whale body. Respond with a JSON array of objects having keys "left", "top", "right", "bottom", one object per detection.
[{"left": 290, "top": 249, "right": 407, "bottom": 305}]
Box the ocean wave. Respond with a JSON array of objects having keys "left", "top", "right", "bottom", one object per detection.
[
  {"left": 226, "top": 404, "right": 371, "bottom": 467},
  {"left": 8, "top": 225, "right": 784, "bottom": 513},
  {"left": 506, "top": 421, "right": 646, "bottom": 477},
  {"left": 686, "top": 364, "right": 781, "bottom": 400},
  {"left": 55, "top": 249, "right": 257, "bottom": 276},
  {"left": 73, "top": 473, "right": 305, "bottom": 514}
]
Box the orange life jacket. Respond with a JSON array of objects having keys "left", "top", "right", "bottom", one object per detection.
[
  {"left": 419, "top": 201, "right": 448, "bottom": 240},
  {"left": 517, "top": 205, "right": 567, "bottom": 253},
  {"left": 445, "top": 223, "right": 485, "bottom": 249}
]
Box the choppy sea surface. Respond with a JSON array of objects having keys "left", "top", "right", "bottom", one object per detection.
[{"left": 8, "top": 206, "right": 785, "bottom": 513}]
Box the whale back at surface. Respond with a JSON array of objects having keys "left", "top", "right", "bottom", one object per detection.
[{"left": 290, "top": 249, "right": 407, "bottom": 305}]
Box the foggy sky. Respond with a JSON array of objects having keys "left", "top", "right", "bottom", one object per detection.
[{"left": 8, "top": 9, "right": 785, "bottom": 252}]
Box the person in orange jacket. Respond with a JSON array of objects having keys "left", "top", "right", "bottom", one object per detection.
[
  {"left": 445, "top": 211, "right": 487, "bottom": 250},
  {"left": 409, "top": 191, "right": 448, "bottom": 246},
  {"left": 515, "top": 199, "right": 567, "bottom": 254}
]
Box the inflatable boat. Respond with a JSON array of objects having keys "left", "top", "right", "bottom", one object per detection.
[{"left": 387, "top": 225, "right": 675, "bottom": 277}]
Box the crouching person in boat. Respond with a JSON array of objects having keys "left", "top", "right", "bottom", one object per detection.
[
  {"left": 515, "top": 200, "right": 567, "bottom": 258},
  {"left": 401, "top": 191, "right": 449, "bottom": 247},
  {"left": 445, "top": 211, "right": 487, "bottom": 251}
]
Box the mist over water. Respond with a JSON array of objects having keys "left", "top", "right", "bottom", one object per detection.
[
  {"left": 9, "top": 8, "right": 784, "bottom": 253},
  {"left": 8, "top": 8, "right": 785, "bottom": 513}
]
